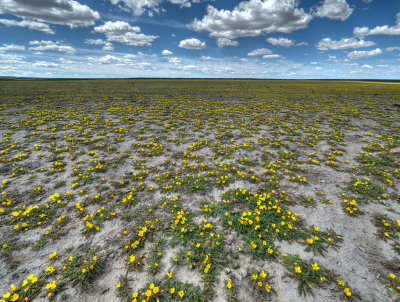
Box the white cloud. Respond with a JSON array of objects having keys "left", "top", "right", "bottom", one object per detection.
[
  {"left": 182, "top": 64, "right": 197, "bottom": 70},
  {"left": 109, "top": 0, "right": 162, "bottom": 16},
  {"left": 102, "top": 42, "right": 114, "bottom": 51},
  {"left": 316, "top": 37, "right": 375, "bottom": 50},
  {"left": 386, "top": 46, "right": 400, "bottom": 51},
  {"left": 169, "top": 0, "right": 193, "bottom": 8},
  {"left": 347, "top": 48, "right": 383, "bottom": 59},
  {"left": 354, "top": 13, "right": 400, "bottom": 36},
  {"left": 0, "top": 44, "right": 25, "bottom": 52},
  {"left": 201, "top": 56, "right": 213, "bottom": 61},
  {"left": 313, "top": 0, "right": 353, "bottom": 21},
  {"left": 167, "top": 56, "right": 182, "bottom": 65},
  {"left": 88, "top": 55, "right": 121, "bottom": 64},
  {"left": 0, "top": 18, "right": 54, "bottom": 34},
  {"left": 178, "top": 38, "right": 206, "bottom": 49},
  {"left": 109, "top": 0, "right": 201, "bottom": 16},
  {"left": 0, "top": 52, "right": 24, "bottom": 63},
  {"left": 248, "top": 48, "right": 272, "bottom": 56},
  {"left": 216, "top": 38, "right": 239, "bottom": 48},
  {"left": 29, "top": 41, "right": 76, "bottom": 53},
  {"left": 296, "top": 42, "right": 308, "bottom": 46},
  {"left": 98, "top": 55, "right": 120, "bottom": 64},
  {"left": 33, "top": 61, "right": 59, "bottom": 68},
  {"left": 85, "top": 39, "right": 114, "bottom": 51},
  {"left": 94, "top": 21, "right": 158, "bottom": 46},
  {"left": 0, "top": 0, "right": 100, "bottom": 28},
  {"left": 162, "top": 49, "right": 173, "bottom": 55},
  {"left": 189, "top": 0, "right": 312, "bottom": 39},
  {"left": 263, "top": 54, "right": 281, "bottom": 59},
  {"left": 267, "top": 37, "right": 294, "bottom": 47},
  {"left": 85, "top": 39, "right": 105, "bottom": 45},
  {"left": 361, "top": 64, "right": 373, "bottom": 69}
]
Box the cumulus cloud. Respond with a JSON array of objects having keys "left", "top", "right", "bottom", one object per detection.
[
  {"left": 88, "top": 55, "right": 122, "bottom": 64},
  {"left": 263, "top": 54, "right": 281, "bottom": 59},
  {"left": 94, "top": 21, "right": 158, "bottom": 46},
  {"left": 98, "top": 55, "right": 120, "bottom": 64},
  {"left": 267, "top": 37, "right": 294, "bottom": 47},
  {"left": 354, "top": 13, "right": 400, "bottom": 36},
  {"left": 313, "top": 0, "right": 353, "bottom": 21},
  {"left": 33, "top": 61, "right": 59, "bottom": 68},
  {"left": 29, "top": 40, "right": 76, "bottom": 53},
  {"left": 216, "top": 38, "right": 239, "bottom": 48},
  {"left": 109, "top": 0, "right": 202, "bottom": 16},
  {"left": 167, "top": 56, "right": 182, "bottom": 65},
  {"left": 386, "top": 46, "right": 400, "bottom": 51},
  {"left": 0, "top": 0, "right": 100, "bottom": 28},
  {"left": 316, "top": 37, "right": 375, "bottom": 50},
  {"left": 347, "top": 48, "right": 383, "bottom": 59},
  {"left": 162, "top": 49, "right": 173, "bottom": 55},
  {"left": 361, "top": 64, "right": 373, "bottom": 69},
  {"left": 247, "top": 48, "right": 272, "bottom": 56},
  {"left": 201, "top": 56, "right": 213, "bottom": 60},
  {"left": 189, "top": 0, "right": 312, "bottom": 39},
  {"left": 0, "top": 44, "right": 25, "bottom": 52},
  {"left": 178, "top": 38, "right": 206, "bottom": 49},
  {"left": 0, "top": 18, "right": 54, "bottom": 34},
  {"left": 85, "top": 39, "right": 114, "bottom": 51}
]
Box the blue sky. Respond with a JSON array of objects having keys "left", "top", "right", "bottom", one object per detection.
[{"left": 0, "top": 0, "right": 399, "bottom": 78}]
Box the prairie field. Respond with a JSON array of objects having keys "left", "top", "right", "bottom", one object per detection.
[{"left": 1, "top": 79, "right": 400, "bottom": 302}]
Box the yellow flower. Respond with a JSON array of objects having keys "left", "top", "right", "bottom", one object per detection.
[
  {"left": 295, "top": 266, "right": 302, "bottom": 274},
  {"left": 129, "top": 255, "right": 136, "bottom": 262},
  {"left": 149, "top": 283, "right": 155, "bottom": 290},
  {"left": 166, "top": 272, "right": 173, "bottom": 278},
  {"left": 265, "top": 283, "right": 271, "bottom": 292},
  {"left": 170, "top": 287, "right": 175, "bottom": 294},
  {"left": 10, "top": 294, "right": 19, "bottom": 301},
  {"left": 49, "top": 251, "right": 57, "bottom": 259},
  {"left": 178, "top": 291, "right": 184, "bottom": 298},
  {"left": 390, "top": 273, "right": 396, "bottom": 279},
  {"left": 311, "top": 263, "right": 320, "bottom": 271},
  {"left": 2, "top": 293, "right": 10, "bottom": 299},
  {"left": 344, "top": 288, "right": 351, "bottom": 296},
  {"left": 116, "top": 282, "right": 121, "bottom": 288},
  {"left": 132, "top": 292, "right": 138, "bottom": 298},
  {"left": 93, "top": 256, "right": 97, "bottom": 261},
  {"left": 46, "top": 281, "right": 57, "bottom": 290},
  {"left": 46, "top": 266, "right": 55, "bottom": 273},
  {"left": 82, "top": 269, "right": 86, "bottom": 273},
  {"left": 153, "top": 287, "right": 159, "bottom": 294},
  {"left": 9, "top": 285, "right": 16, "bottom": 291},
  {"left": 145, "top": 290, "right": 152, "bottom": 297}
]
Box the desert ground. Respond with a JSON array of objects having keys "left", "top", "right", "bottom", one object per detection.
[{"left": 0, "top": 79, "right": 399, "bottom": 302}]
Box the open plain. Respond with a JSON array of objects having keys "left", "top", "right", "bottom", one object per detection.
[{"left": 0, "top": 79, "right": 400, "bottom": 302}]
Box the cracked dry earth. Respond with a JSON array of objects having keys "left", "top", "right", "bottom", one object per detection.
[{"left": 0, "top": 79, "right": 400, "bottom": 302}]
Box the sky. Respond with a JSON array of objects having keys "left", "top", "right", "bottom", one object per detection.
[{"left": 0, "top": 0, "right": 400, "bottom": 79}]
